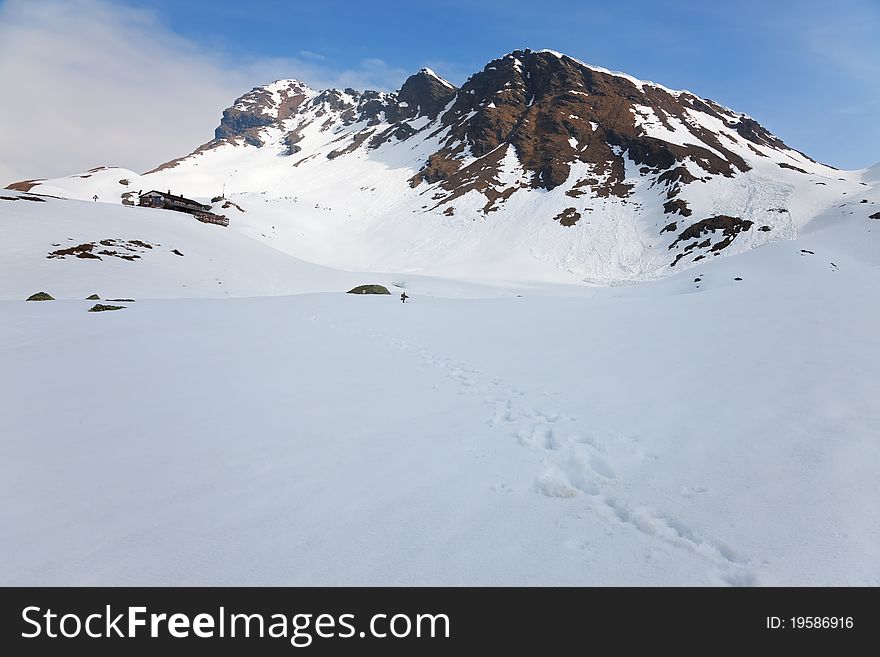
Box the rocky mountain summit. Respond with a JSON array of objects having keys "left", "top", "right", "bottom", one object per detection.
[{"left": 10, "top": 49, "right": 872, "bottom": 284}]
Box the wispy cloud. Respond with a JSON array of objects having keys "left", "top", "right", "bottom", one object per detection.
[
  {"left": 0, "top": 0, "right": 408, "bottom": 182},
  {"left": 298, "top": 50, "right": 326, "bottom": 61},
  {"left": 802, "top": 0, "right": 880, "bottom": 81}
]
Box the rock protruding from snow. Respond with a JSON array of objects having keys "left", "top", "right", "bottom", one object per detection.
[
  {"left": 347, "top": 284, "right": 391, "bottom": 295},
  {"left": 396, "top": 69, "right": 458, "bottom": 119}
]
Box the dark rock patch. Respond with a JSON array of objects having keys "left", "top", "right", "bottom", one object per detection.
[
  {"left": 98, "top": 250, "right": 140, "bottom": 261},
  {"left": 684, "top": 238, "right": 711, "bottom": 253},
  {"left": 171, "top": 248, "right": 184, "bottom": 256},
  {"left": 26, "top": 291, "right": 54, "bottom": 301},
  {"left": 663, "top": 198, "right": 692, "bottom": 216},
  {"left": 48, "top": 243, "right": 101, "bottom": 260},
  {"left": 657, "top": 167, "right": 697, "bottom": 187},
  {"left": 0, "top": 194, "right": 46, "bottom": 202},
  {"left": 4, "top": 179, "right": 44, "bottom": 192},
  {"left": 553, "top": 207, "right": 582, "bottom": 227},
  {"left": 661, "top": 221, "right": 677, "bottom": 234},
  {"left": 778, "top": 162, "right": 808, "bottom": 174},
  {"left": 88, "top": 304, "right": 124, "bottom": 312},
  {"left": 49, "top": 239, "right": 157, "bottom": 261},
  {"left": 86, "top": 294, "right": 100, "bottom": 300},
  {"left": 347, "top": 285, "right": 391, "bottom": 295},
  {"left": 759, "top": 225, "right": 771, "bottom": 231},
  {"left": 284, "top": 130, "right": 306, "bottom": 155},
  {"left": 214, "top": 108, "right": 274, "bottom": 147},
  {"left": 670, "top": 215, "right": 754, "bottom": 253},
  {"left": 733, "top": 117, "right": 789, "bottom": 150},
  {"left": 396, "top": 69, "right": 458, "bottom": 120},
  {"left": 869, "top": 212, "right": 880, "bottom": 220}
]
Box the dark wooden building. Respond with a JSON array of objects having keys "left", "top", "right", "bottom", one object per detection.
[{"left": 138, "top": 190, "right": 229, "bottom": 227}]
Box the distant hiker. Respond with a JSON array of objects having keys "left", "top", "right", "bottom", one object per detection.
[
  {"left": 92, "top": 194, "right": 98, "bottom": 202},
  {"left": 400, "top": 292, "right": 409, "bottom": 303}
]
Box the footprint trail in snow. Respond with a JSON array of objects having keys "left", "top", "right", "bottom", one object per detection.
[{"left": 388, "top": 337, "right": 758, "bottom": 586}]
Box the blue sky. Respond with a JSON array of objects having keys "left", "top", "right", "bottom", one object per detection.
[{"left": 1, "top": 0, "right": 877, "bottom": 180}]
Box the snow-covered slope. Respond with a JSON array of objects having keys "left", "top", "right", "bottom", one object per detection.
[
  {"left": 1, "top": 191, "right": 572, "bottom": 300},
  {"left": 1, "top": 50, "right": 878, "bottom": 587},
  {"left": 9, "top": 49, "right": 872, "bottom": 286},
  {"left": 1, "top": 197, "right": 878, "bottom": 586},
  {"left": 0, "top": 192, "right": 358, "bottom": 299}
]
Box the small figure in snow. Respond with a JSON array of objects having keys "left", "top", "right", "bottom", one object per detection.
[
  {"left": 400, "top": 292, "right": 409, "bottom": 303},
  {"left": 92, "top": 194, "right": 98, "bottom": 202}
]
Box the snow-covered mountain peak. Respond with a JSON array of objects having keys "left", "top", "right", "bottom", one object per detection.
[
  {"left": 7, "top": 50, "right": 874, "bottom": 286},
  {"left": 417, "top": 67, "right": 456, "bottom": 89}
]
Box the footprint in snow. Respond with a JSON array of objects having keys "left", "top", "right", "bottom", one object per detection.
[{"left": 379, "top": 336, "right": 755, "bottom": 585}]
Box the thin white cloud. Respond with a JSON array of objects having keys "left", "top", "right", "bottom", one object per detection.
[
  {"left": 298, "top": 50, "right": 326, "bottom": 61},
  {"left": 0, "top": 0, "right": 408, "bottom": 183},
  {"left": 803, "top": 0, "right": 880, "bottom": 81}
]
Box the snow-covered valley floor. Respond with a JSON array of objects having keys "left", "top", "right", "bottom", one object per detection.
[{"left": 2, "top": 209, "right": 878, "bottom": 585}]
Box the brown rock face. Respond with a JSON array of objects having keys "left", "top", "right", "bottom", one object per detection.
[
  {"left": 554, "top": 207, "right": 582, "bottom": 226},
  {"left": 4, "top": 179, "right": 44, "bottom": 192},
  {"left": 215, "top": 83, "right": 312, "bottom": 146},
  {"left": 395, "top": 69, "right": 457, "bottom": 119},
  {"left": 408, "top": 49, "right": 777, "bottom": 206},
  {"left": 663, "top": 199, "right": 692, "bottom": 216}
]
